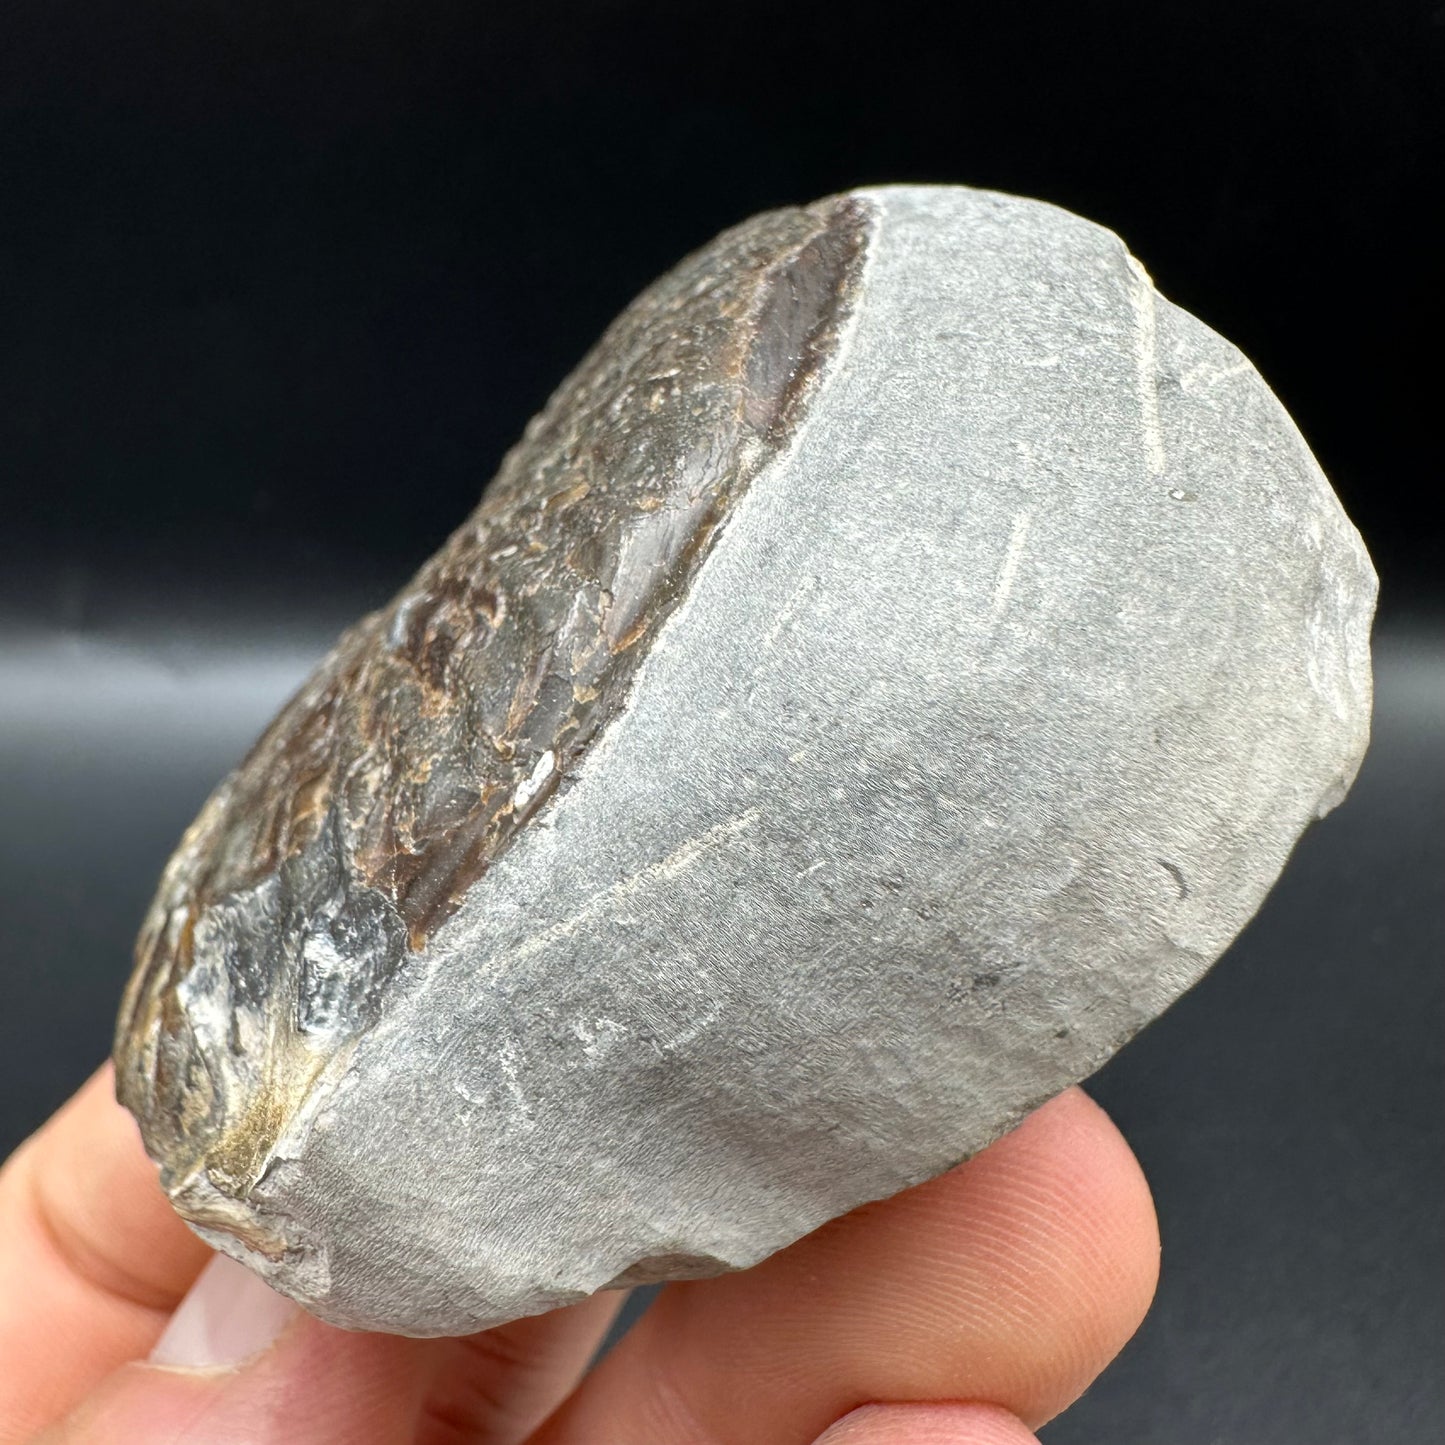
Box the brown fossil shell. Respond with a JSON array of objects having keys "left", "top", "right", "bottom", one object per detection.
[{"left": 116, "top": 195, "right": 870, "bottom": 1225}]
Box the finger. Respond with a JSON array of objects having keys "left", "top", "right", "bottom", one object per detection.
[
  {"left": 34, "top": 1253, "right": 624, "bottom": 1445},
  {"left": 534, "top": 1087, "right": 1159, "bottom": 1445},
  {"left": 812, "top": 1403, "right": 1040, "bottom": 1445},
  {"left": 32, "top": 1255, "right": 428, "bottom": 1445},
  {"left": 419, "top": 1289, "right": 624, "bottom": 1445},
  {"left": 0, "top": 1064, "right": 212, "bottom": 1440}
]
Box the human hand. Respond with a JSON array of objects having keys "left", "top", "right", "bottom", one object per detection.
[{"left": 1, "top": 1066, "right": 1157, "bottom": 1444}]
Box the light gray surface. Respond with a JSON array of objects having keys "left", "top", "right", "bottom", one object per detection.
[{"left": 126, "top": 186, "right": 1376, "bottom": 1333}]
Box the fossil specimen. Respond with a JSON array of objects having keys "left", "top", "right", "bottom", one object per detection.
[{"left": 116, "top": 185, "right": 1376, "bottom": 1336}]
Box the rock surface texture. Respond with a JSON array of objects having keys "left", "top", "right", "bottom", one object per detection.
[{"left": 115, "top": 185, "right": 1376, "bottom": 1336}]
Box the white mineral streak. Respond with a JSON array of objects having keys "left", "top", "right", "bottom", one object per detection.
[
  {"left": 190, "top": 187, "right": 1375, "bottom": 1334},
  {"left": 1127, "top": 254, "right": 1168, "bottom": 477}
]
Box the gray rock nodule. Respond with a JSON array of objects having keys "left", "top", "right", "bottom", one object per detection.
[{"left": 115, "top": 186, "right": 1376, "bottom": 1336}]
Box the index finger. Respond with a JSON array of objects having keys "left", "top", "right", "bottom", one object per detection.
[{"left": 0, "top": 1063, "right": 211, "bottom": 1442}]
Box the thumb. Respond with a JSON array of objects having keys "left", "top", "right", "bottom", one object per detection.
[{"left": 34, "top": 1254, "right": 429, "bottom": 1444}]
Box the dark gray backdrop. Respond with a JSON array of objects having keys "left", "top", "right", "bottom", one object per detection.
[{"left": 2, "top": 3, "right": 1440, "bottom": 1440}]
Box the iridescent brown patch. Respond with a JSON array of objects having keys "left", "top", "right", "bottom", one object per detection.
[{"left": 116, "top": 195, "right": 872, "bottom": 1217}]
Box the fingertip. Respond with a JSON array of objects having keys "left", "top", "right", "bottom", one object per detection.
[
  {"left": 1026, "top": 1088, "right": 1161, "bottom": 1376},
  {"left": 942, "top": 1087, "right": 1159, "bottom": 1423},
  {"left": 813, "top": 1403, "right": 1040, "bottom": 1445},
  {"left": 551, "top": 1085, "right": 1161, "bottom": 1445}
]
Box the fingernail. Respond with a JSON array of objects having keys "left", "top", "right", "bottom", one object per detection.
[{"left": 150, "top": 1253, "right": 300, "bottom": 1369}]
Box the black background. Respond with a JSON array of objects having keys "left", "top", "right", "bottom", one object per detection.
[{"left": 1, "top": 3, "right": 1440, "bottom": 1440}]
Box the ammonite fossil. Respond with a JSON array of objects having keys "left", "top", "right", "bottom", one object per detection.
[{"left": 116, "top": 185, "right": 1375, "bottom": 1335}]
